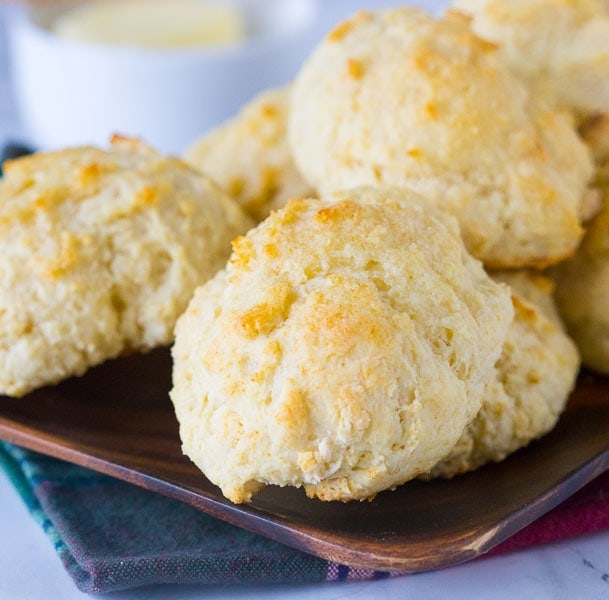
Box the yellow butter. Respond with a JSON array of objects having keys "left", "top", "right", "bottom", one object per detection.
[{"left": 51, "top": 0, "right": 244, "bottom": 48}]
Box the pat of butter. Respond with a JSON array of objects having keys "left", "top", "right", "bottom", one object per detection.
[{"left": 51, "top": 0, "right": 244, "bottom": 48}]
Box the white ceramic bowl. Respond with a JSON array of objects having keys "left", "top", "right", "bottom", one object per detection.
[{"left": 8, "top": 0, "right": 319, "bottom": 154}]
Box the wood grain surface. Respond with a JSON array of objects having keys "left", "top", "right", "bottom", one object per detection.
[{"left": 0, "top": 347, "right": 608, "bottom": 571}]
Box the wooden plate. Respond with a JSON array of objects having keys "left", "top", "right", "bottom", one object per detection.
[{"left": 0, "top": 347, "right": 608, "bottom": 572}]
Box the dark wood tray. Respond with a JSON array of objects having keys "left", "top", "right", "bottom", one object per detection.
[{"left": 0, "top": 347, "right": 608, "bottom": 572}]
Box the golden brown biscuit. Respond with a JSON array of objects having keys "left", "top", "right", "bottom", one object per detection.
[
  {"left": 170, "top": 187, "right": 513, "bottom": 503},
  {"left": 289, "top": 8, "right": 594, "bottom": 269},
  {"left": 0, "top": 136, "right": 253, "bottom": 397},
  {"left": 184, "top": 87, "right": 313, "bottom": 222},
  {"left": 453, "top": 0, "right": 609, "bottom": 220},
  {"left": 429, "top": 271, "right": 579, "bottom": 478},
  {"left": 580, "top": 113, "right": 609, "bottom": 191},
  {"left": 554, "top": 112, "right": 609, "bottom": 373},
  {"left": 551, "top": 104, "right": 609, "bottom": 372},
  {"left": 454, "top": 0, "right": 609, "bottom": 116},
  {"left": 554, "top": 193, "right": 609, "bottom": 374}
]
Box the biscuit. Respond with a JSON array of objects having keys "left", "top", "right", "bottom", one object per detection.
[
  {"left": 580, "top": 113, "right": 609, "bottom": 192},
  {"left": 184, "top": 87, "right": 313, "bottom": 222},
  {"left": 0, "top": 136, "right": 253, "bottom": 397},
  {"left": 453, "top": 0, "right": 609, "bottom": 116},
  {"left": 429, "top": 271, "right": 579, "bottom": 478},
  {"left": 552, "top": 113, "right": 609, "bottom": 372},
  {"left": 554, "top": 193, "right": 609, "bottom": 374},
  {"left": 288, "top": 8, "right": 594, "bottom": 269},
  {"left": 170, "top": 187, "right": 513, "bottom": 503}
]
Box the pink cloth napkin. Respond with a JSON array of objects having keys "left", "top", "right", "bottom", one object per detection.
[{"left": 488, "top": 469, "right": 609, "bottom": 557}]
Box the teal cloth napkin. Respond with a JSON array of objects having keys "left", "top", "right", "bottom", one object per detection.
[{"left": 0, "top": 443, "right": 388, "bottom": 593}]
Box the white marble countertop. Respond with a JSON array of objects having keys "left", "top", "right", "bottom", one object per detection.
[{"left": 1, "top": 2, "right": 609, "bottom": 599}]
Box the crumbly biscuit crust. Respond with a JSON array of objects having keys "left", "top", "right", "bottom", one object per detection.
[
  {"left": 429, "top": 271, "right": 579, "bottom": 477},
  {"left": 289, "top": 8, "right": 593, "bottom": 268},
  {"left": 454, "top": 0, "right": 609, "bottom": 115},
  {"left": 171, "top": 188, "right": 513, "bottom": 502},
  {"left": 0, "top": 136, "right": 252, "bottom": 396},
  {"left": 185, "top": 87, "right": 313, "bottom": 222}
]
